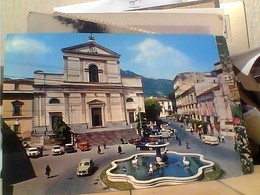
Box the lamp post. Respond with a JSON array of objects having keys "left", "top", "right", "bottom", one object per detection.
[{"left": 138, "top": 106, "right": 142, "bottom": 136}]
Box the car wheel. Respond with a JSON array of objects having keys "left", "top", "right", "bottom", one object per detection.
[{"left": 136, "top": 147, "right": 141, "bottom": 151}]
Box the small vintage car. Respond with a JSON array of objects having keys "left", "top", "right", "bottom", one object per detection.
[
  {"left": 64, "top": 143, "right": 77, "bottom": 153},
  {"left": 52, "top": 145, "right": 64, "bottom": 155},
  {"left": 26, "top": 147, "right": 40, "bottom": 158},
  {"left": 76, "top": 158, "right": 95, "bottom": 176},
  {"left": 135, "top": 142, "right": 154, "bottom": 151},
  {"left": 78, "top": 142, "right": 91, "bottom": 151},
  {"left": 202, "top": 135, "right": 219, "bottom": 145}
]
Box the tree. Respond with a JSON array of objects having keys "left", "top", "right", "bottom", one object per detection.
[
  {"left": 54, "top": 120, "right": 71, "bottom": 144},
  {"left": 144, "top": 98, "right": 162, "bottom": 121}
]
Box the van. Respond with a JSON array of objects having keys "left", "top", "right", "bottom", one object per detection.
[{"left": 79, "top": 142, "right": 91, "bottom": 151}]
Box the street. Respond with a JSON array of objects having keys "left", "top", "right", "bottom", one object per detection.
[{"left": 12, "top": 120, "right": 243, "bottom": 195}]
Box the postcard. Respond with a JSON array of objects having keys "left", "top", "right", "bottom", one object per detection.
[{"left": 2, "top": 33, "right": 253, "bottom": 194}]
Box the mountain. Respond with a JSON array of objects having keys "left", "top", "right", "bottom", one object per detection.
[{"left": 121, "top": 70, "right": 173, "bottom": 98}]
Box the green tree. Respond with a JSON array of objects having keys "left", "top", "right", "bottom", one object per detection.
[
  {"left": 54, "top": 120, "right": 71, "bottom": 144},
  {"left": 144, "top": 98, "right": 162, "bottom": 121}
]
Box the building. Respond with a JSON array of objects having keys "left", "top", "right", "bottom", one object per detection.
[
  {"left": 197, "top": 85, "right": 223, "bottom": 134},
  {"left": 2, "top": 78, "right": 34, "bottom": 138},
  {"left": 33, "top": 36, "right": 144, "bottom": 133},
  {"left": 173, "top": 72, "right": 218, "bottom": 119}
]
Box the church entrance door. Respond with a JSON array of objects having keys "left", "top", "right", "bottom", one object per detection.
[{"left": 91, "top": 108, "right": 102, "bottom": 127}]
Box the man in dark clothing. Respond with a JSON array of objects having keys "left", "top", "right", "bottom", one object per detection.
[
  {"left": 97, "top": 145, "right": 101, "bottom": 154},
  {"left": 45, "top": 165, "right": 51, "bottom": 179},
  {"left": 118, "top": 145, "right": 122, "bottom": 154}
]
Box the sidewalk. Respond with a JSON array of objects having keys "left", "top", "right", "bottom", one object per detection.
[{"left": 87, "top": 165, "right": 260, "bottom": 195}]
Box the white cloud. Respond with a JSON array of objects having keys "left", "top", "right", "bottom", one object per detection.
[
  {"left": 5, "top": 36, "right": 49, "bottom": 54},
  {"left": 133, "top": 38, "right": 193, "bottom": 79}
]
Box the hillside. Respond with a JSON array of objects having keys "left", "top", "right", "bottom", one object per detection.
[{"left": 121, "top": 70, "right": 173, "bottom": 98}]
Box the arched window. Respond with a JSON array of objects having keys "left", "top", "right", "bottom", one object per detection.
[
  {"left": 89, "top": 65, "right": 99, "bottom": 82},
  {"left": 49, "top": 98, "right": 60, "bottom": 104},
  {"left": 126, "top": 98, "right": 134, "bottom": 102}
]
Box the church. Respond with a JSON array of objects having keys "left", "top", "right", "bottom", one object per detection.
[{"left": 33, "top": 36, "right": 144, "bottom": 133}]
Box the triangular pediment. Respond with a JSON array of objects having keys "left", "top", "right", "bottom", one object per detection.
[
  {"left": 87, "top": 99, "right": 105, "bottom": 105},
  {"left": 62, "top": 42, "right": 120, "bottom": 58}
]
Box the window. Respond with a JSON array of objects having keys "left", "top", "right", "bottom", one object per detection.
[
  {"left": 89, "top": 65, "right": 99, "bottom": 82},
  {"left": 49, "top": 98, "right": 60, "bottom": 104},
  {"left": 12, "top": 100, "right": 24, "bottom": 116},
  {"left": 126, "top": 98, "right": 134, "bottom": 102}
]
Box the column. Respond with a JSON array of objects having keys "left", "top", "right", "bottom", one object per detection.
[
  {"left": 64, "top": 92, "right": 70, "bottom": 124},
  {"left": 63, "top": 56, "right": 68, "bottom": 81},
  {"left": 79, "top": 59, "right": 83, "bottom": 81},
  {"left": 81, "top": 93, "right": 86, "bottom": 123},
  {"left": 120, "top": 93, "right": 126, "bottom": 123},
  {"left": 106, "top": 93, "right": 112, "bottom": 122}
]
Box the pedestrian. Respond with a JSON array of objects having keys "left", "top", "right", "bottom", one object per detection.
[
  {"left": 234, "top": 142, "right": 237, "bottom": 151},
  {"left": 97, "top": 145, "right": 101, "bottom": 154},
  {"left": 186, "top": 140, "right": 190, "bottom": 149},
  {"left": 178, "top": 139, "right": 181, "bottom": 146},
  {"left": 103, "top": 142, "right": 106, "bottom": 149},
  {"left": 199, "top": 132, "right": 202, "bottom": 139},
  {"left": 120, "top": 138, "right": 124, "bottom": 144},
  {"left": 118, "top": 145, "right": 122, "bottom": 154},
  {"left": 45, "top": 165, "right": 51, "bottom": 179},
  {"left": 218, "top": 135, "right": 221, "bottom": 143},
  {"left": 221, "top": 135, "right": 225, "bottom": 143}
]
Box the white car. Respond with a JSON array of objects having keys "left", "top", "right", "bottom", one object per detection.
[
  {"left": 52, "top": 145, "right": 63, "bottom": 156},
  {"left": 76, "top": 158, "right": 95, "bottom": 176},
  {"left": 202, "top": 135, "right": 219, "bottom": 145},
  {"left": 26, "top": 147, "right": 40, "bottom": 158}
]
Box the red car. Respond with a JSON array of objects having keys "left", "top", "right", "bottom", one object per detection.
[
  {"left": 79, "top": 142, "right": 91, "bottom": 151},
  {"left": 129, "top": 138, "right": 143, "bottom": 145}
]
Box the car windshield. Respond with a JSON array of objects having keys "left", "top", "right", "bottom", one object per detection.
[
  {"left": 53, "top": 146, "right": 60, "bottom": 149},
  {"left": 29, "top": 148, "right": 38, "bottom": 151},
  {"left": 80, "top": 162, "right": 90, "bottom": 166}
]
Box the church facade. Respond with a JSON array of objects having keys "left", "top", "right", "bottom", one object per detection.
[{"left": 33, "top": 37, "right": 144, "bottom": 132}]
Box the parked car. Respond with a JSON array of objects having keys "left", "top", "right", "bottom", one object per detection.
[
  {"left": 52, "top": 145, "right": 64, "bottom": 155},
  {"left": 26, "top": 147, "right": 40, "bottom": 158},
  {"left": 64, "top": 143, "right": 77, "bottom": 153},
  {"left": 202, "top": 135, "right": 219, "bottom": 145},
  {"left": 149, "top": 131, "right": 173, "bottom": 140},
  {"left": 78, "top": 142, "right": 91, "bottom": 151},
  {"left": 136, "top": 142, "right": 154, "bottom": 151},
  {"left": 76, "top": 158, "right": 95, "bottom": 176}
]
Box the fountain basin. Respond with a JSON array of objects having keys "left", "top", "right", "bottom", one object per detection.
[{"left": 106, "top": 151, "right": 214, "bottom": 189}]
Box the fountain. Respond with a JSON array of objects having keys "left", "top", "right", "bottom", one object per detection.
[{"left": 106, "top": 140, "right": 215, "bottom": 189}]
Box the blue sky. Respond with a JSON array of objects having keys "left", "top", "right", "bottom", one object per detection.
[{"left": 4, "top": 33, "right": 220, "bottom": 80}]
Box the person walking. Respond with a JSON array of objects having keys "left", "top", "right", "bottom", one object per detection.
[
  {"left": 45, "top": 165, "right": 51, "bottom": 179},
  {"left": 97, "top": 145, "right": 101, "bottom": 154},
  {"left": 178, "top": 139, "right": 181, "bottom": 146},
  {"left": 103, "top": 142, "right": 106, "bottom": 149},
  {"left": 186, "top": 140, "right": 190, "bottom": 149},
  {"left": 221, "top": 135, "right": 225, "bottom": 143},
  {"left": 218, "top": 135, "right": 221, "bottom": 143},
  {"left": 118, "top": 145, "right": 122, "bottom": 155}
]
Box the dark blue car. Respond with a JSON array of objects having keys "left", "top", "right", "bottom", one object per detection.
[{"left": 135, "top": 142, "right": 154, "bottom": 151}]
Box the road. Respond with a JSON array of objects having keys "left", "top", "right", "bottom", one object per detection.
[{"left": 12, "top": 120, "right": 243, "bottom": 195}]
